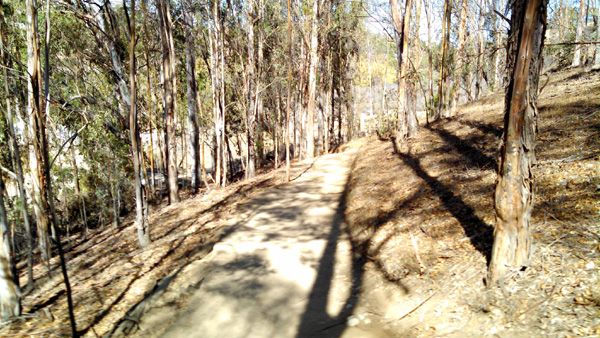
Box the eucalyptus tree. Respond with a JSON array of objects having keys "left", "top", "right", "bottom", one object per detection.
[
  {"left": 305, "top": 0, "right": 318, "bottom": 158},
  {"left": 0, "top": 164, "right": 19, "bottom": 319},
  {"left": 183, "top": 0, "right": 201, "bottom": 193},
  {"left": 0, "top": 0, "right": 34, "bottom": 290},
  {"left": 157, "top": 0, "right": 180, "bottom": 203},
  {"left": 489, "top": 0, "right": 548, "bottom": 285},
  {"left": 436, "top": 0, "right": 451, "bottom": 119},
  {"left": 127, "top": 0, "right": 150, "bottom": 248}
]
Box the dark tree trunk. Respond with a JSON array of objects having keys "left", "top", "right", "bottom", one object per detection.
[{"left": 489, "top": 0, "right": 548, "bottom": 285}]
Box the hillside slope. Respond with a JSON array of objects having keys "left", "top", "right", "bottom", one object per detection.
[{"left": 342, "top": 68, "right": 599, "bottom": 337}]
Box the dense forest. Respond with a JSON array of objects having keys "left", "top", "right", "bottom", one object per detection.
[{"left": 0, "top": 0, "right": 598, "bottom": 336}]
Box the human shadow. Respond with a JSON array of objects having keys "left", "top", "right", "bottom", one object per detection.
[
  {"left": 294, "top": 157, "right": 366, "bottom": 338},
  {"left": 391, "top": 138, "right": 493, "bottom": 263}
]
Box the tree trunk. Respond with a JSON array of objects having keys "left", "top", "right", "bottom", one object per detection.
[
  {"left": 489, "top": 0, "right": 547, "bottom": 285},
  {"left": 572, "top": 0, "right": 586, "bottom": 67},
  {"left": 129, "top": 0, "right": 150, "bottom": 248},
  {"left": 595, "top": 0, "right": 600, "bottom": 65},
  {"left": 285, "top": 0, "right": 292, "bottom": 182},
  {"left": 474, "top": 0, "right": 485, "bottom": 100},
  {"left": 0, "top": 174, "right": 20, "bottom": 319},
  {"left": 246, "top": 0, "right": 257, "bottom": 178},
  {"left": 26, "top": 0, "right": 52, "bottom": 269},
  {"left": 157, "top": 0, "right": 180, "bottom": 203},
  {"left": 305, "top": 0, "right": 319, "bottom": 159},
  {"left": 425, "top": 0, "right": 434, "bottom": 122},
  {"left": 493, "top": 0, "right": 503, "bottom": 89},
  {"left": 111, "top": 175, "right": 121, "bottom": 228},
  {"left": 390, "top": 0, "right": 413, "bottom": 138},
  {"left": 0, "top": 1, "right": 34, "bottom": 290},
  {"left": 209, "top": 0, "right": 227, "bottom": 187},
  {"left": 70, "top": 146, "right": 88, "bottom": 238},
  {"left": 27, "top": 0, "right": 77, "bottom": 332},
  {"left": 452, "top": 0, "right": 468, "bottom": 111},
  {"left": 142, "top": 0, "right": 156, "bottom": 194},
  {"left": 256, "top": 0, "right": 265, "bottom": 168},
  {"left": 437, "top": 0, "right": 452, "bottom": 119},
  {"left": 184, "top": 0, "right": 200, "bottom": 193}
]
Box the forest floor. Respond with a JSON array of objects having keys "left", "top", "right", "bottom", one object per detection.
[{"left": 0, "top": 68, "right": 598, "bottom": 337}]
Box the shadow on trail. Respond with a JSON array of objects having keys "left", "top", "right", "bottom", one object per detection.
[
  {"left": 294, "top": 157, "right": 364, "bottom": 338},
  {"left": 295, "top": 156, "right": 410, "bottom": 338},
  {"left": 391, "top": 138, "right": 493, "bottom": 263}
]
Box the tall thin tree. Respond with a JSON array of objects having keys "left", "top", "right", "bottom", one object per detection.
[
  {"left": 572, "top": 0, "right": 586, "bottom": 66},
  {"left": 0, "top": 172, "right": 20, "bottom": 319},
  {"left": 0, "top": 0, "right": 34, "bottom": 290},
  {"left": 436, "top": 0, "right": 452, "bottom": 118},
  {"left": 127, "top": 0, "right": 150, "bottom": 248},
  {"left": 183, "top": 0, "right": 201, "bottom": 193},
  {"left": 305, "top": 0, "right": 319, "bottom": 159},
  {"left": 157, "top": 0, "right": 180, "bottom": 202}
]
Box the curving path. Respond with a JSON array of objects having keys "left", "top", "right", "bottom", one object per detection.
[{"left": 132, "top": 148, "right": 388, "bottom": 338}]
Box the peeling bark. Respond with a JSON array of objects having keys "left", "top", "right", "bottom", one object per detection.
[{"left": 489, "top": 0, "right": 547, "bottom": 285}]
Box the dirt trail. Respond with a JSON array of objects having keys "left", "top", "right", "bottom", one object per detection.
[{"left": 132, "top": 147, "right": 390, "bottom": 338}]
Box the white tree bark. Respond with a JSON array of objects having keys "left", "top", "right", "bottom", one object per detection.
[{"left": 572, "top": 0, "right": 586, "bottom": 67}]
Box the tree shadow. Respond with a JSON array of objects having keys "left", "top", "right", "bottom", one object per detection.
[
  {"left": 425, "top": 124, "right": 497, "bottom": 169},
  {"left": 456, "top": 119, "right": 503, "bottom": 137},
  {"left": 391, "top": 138, "right": 493, "bottom": 263}
]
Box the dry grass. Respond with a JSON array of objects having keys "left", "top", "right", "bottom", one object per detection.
[{"left": 343, "top": 68, "right": 599, "bottom": 336}]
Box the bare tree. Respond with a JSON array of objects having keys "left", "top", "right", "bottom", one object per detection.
[{"left": 489, "top": 0, "right": 548, "bottom": 285}]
